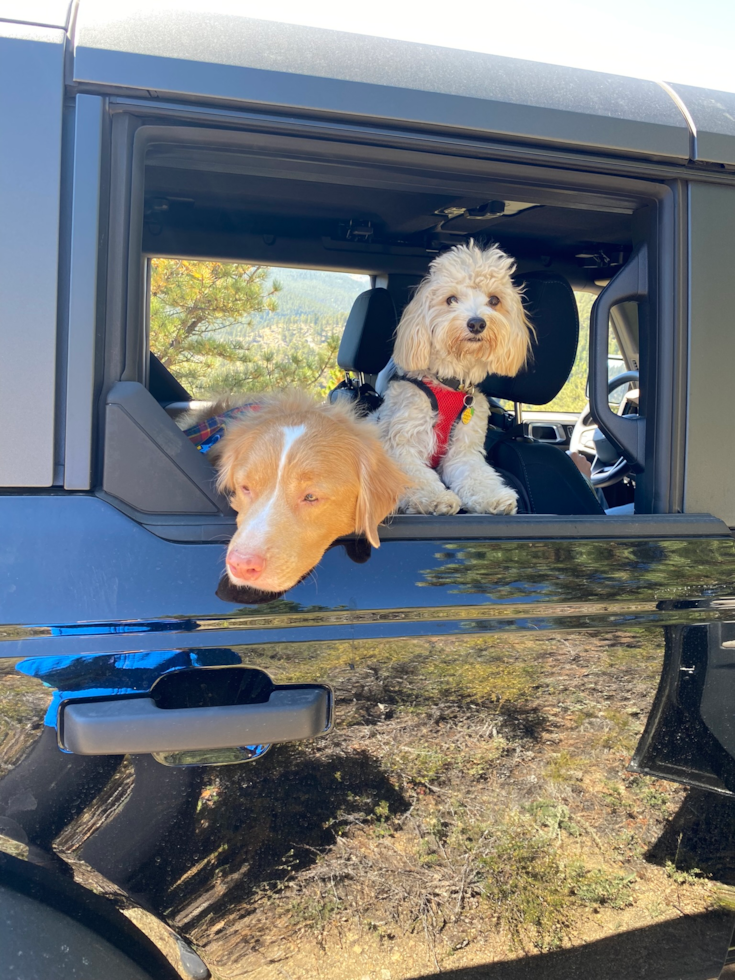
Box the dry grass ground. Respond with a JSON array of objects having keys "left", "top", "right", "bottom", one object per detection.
[
  {"left": 174, "top": 630, "right": 735, "bottom": 979},
  {"left": 3, "top": 632, "right": 733, "bottom": 980}
]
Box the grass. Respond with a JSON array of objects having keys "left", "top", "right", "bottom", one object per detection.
[
  {"left": 664, "top": 860, "right": 707, "bottom": 886},
  {"left": 713, "top": 885, "right": 735, "bottom": 913},
  {"left": 594, "top": 709, "right": 639, "bottom": 753},
  {"left": 477, "top": 813, "right": 572, "bottom": 950},
  {"left": 628, "top": 776, "right": 671, "bottom": 816},
  {"left": 148, "top": 628, "right": 727, "bottom": 976},
  {"left": 265, "top": 798, "right": 646, "bottom": 955},
  {"left": 384, "top": 736, "right": 509, "bottom": 790},
  {"left": 545, "top": 750, "right": 588, "bottom": 784},
  {"left": 568, "top": 864, "right": 636, "bottom": 910},
  {"left": 288, "top": 894, "right": 344, "bottom": 930},
  {"left": 384, "top": 746, "right": 452, "bottom": 788},
  {"left": 260, "top": 635, "right": 539, "bottom": 708},
  {"left": 525, "top": 800, "right": 579, "bottom": 837},
  {"left": 600, "top": 780, "right": 626, "bottom": 812}
]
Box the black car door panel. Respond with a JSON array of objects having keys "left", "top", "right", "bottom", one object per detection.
[{"left": 3, "top": 494, "right": 735, "bottom": 977}]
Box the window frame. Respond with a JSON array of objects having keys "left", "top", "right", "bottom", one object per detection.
[{"left": 89, "top": 104, "right": 685, "bottom": 536}]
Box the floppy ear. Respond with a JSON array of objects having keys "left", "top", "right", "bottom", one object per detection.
[
  {"left": 392, "top": 286, "right": 432, "bottom": 373},
  {"left": 354, "top": 436, "right": 410, "bottom": 548},
  {"left": 494, "top": 288, "right": 535, "bottom": 377},
  {"left": 213, "top": 421, "right": 256, "bottom": 498}
]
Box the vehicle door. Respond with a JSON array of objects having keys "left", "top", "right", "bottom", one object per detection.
[{"left": 4, "top": 53, "right": 735, "bottom": 980}]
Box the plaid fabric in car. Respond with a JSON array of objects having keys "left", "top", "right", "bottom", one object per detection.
[{"left": 183, "top": 403, "right": 259, "bottom": 453}]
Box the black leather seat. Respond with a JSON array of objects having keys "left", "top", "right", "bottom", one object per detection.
[
  {"left": 480, "top": 272, "right": 604, "bottom": 515},
  {"left": 328, "top": 288, "right": 398, "bottom": 413},
  {"left": 331, "top": 274, "right": 603, "bottom": 515}
]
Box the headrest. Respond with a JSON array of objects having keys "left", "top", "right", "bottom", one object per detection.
[
  {"left": 480, "top": 272, "right": 579, "bottom": 406},
  {"left": 337, "top": 288, "right": 398, "bottom": 375}
]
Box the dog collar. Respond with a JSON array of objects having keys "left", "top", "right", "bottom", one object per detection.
[
  {"left": 183, "top": 402, "right": 259, "bottom": 453},
  {"left": 426, "top": 374, "right": 475, "bottom": 395}
]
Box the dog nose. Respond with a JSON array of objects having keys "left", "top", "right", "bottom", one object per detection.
[
  {"left": 467, "top": 317, "right": 486, "bottom": 335},
  {"left": 227, "top": 551, "right": 266, "bottom": 582}
]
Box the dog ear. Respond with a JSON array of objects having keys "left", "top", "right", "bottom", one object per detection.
[
  {"left": 214, "top": 421, "right": 257, "bottom": 499},
  {"left": 494, "top": 289, "right": 535, "bottom": 377},
  {"left": 392, "top": 287, "right": 432, "bottom": 373},
  {"left": 355, "top": 436, "right": 410, "bottom": 548}
]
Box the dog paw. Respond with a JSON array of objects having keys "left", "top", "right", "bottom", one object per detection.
[
  {"left": 400, "top": 488, "right": 462, "bottom": 516},
  {"left": 464, "top": 485, "right": 519, "bottom": 515},
  {"left": 431, "top": 489, "right": 463, "bottom": 515}
]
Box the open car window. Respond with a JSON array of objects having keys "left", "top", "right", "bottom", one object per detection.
[
  {"left": 94, "top": 117, "right": 681, "bottom": 530},
  {"left": 149, "top": 260, "right": 371, "bottom": 401},
  {"left": 150, "top": 262, "right": 601, "bottom": 420}
]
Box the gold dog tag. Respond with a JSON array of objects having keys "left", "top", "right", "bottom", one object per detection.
[{"left": 461, "top": 406, "right": 475, "bottom": 424}]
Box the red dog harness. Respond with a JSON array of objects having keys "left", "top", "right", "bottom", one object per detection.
[{"left": 394, "top": 376, "right": 474, "bottom": 469}]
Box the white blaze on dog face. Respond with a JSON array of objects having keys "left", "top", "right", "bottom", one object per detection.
[
  {"left": 214, "top": 394, "right": 409, "bottom": 593},
  {"left": 239, "top": 423, "right": 306, "bottom": 541},
  {"left": 393, "top": 243, "right": 533, "bottom": 385}
]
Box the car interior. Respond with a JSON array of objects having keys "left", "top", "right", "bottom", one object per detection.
[{"left": 100, "top": 125, "right": 651, "bottom": 541}]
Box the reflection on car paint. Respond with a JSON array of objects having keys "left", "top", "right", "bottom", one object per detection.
[
  {"left": 0, "top": 627, "right": 734, "bottom": 977},
  {"left": 3, "top": 532, "right": 735, "bottom": 977},
  {"left": 5, "top": 539, "right": 735, "bottom": 656}
]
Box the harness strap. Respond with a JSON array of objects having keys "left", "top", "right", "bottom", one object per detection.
[
  {"left": 396, "top": 376, "right": 439, "bottom": 412},
  {"left": 392, "top": 377, "right": 468, "bottom": 469}
]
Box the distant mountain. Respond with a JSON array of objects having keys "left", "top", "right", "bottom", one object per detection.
[{"left": 254, "top": 267, "right": 371, "bottom": 322}]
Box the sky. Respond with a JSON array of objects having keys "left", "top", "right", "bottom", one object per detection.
[{"left": 231, "top": 0, "right": 735, "bottom": 94}]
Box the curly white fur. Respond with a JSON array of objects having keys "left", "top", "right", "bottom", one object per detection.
[{"left": 377, "top": 242, "right": 533, "bottom": 516}]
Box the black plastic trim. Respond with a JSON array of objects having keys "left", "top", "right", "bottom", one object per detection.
[
  {"left": 139, "top": 512, "right": 732, "bottom": 544},
  {"left": 377, "top": 513, "right": 732, "bottom": 540}
]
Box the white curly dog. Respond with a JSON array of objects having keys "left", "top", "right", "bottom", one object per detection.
[{"left": 377, "top": 242, "right": 533, "bottom": 516}]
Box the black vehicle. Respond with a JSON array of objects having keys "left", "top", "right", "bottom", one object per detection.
[{"left": 4, "top": 2, "right": 735, "bottom": 978}]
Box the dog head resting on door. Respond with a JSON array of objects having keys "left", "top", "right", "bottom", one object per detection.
[{"left": 209, "top": 391, "right": 408, "bottom": 593}]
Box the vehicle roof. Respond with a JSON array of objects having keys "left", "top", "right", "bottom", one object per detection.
[
  {"left": 0, "top": 0, "right": 71, "bottom": 29},
  {"left": 70, "top": 2, "right": 691, "bottom": 160},
  {"left": 4, "top": 1, "right": 734, "bottom": 167}
]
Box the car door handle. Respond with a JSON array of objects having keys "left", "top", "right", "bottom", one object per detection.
[{"left": 60, "top": 685, "right": 332, "bottom": 755}]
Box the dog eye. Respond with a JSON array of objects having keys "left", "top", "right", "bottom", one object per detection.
[
  {"left": 488, "top": 295, "right": 500, "bottom": 307},
  {"left": 302, "top": 493, "right": 318, "bottom": 502},
  {"left": 446, "top": 295, "right": 458, "bottom": 305},
  {"left": 240, "top": 485, "right": 251, "bottom": 494}
]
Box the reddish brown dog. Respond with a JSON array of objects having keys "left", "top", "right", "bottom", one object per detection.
[{"left": 205, "top": 391, "right": 408, "bottom": 593}]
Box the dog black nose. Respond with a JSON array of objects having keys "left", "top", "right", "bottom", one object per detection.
[{"left": 467, "top": 317, "right": 486, "bottom": 335}]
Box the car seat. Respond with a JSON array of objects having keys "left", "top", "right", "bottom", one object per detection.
[
  {"left": 330, "top": 273, "right": 604, "bottom": 516},
  {"left": 328, "top": 287, "right": 397, "bottom": 415},
  {"left": 479, "top": 272, "right": 604, "bottom": 515}
]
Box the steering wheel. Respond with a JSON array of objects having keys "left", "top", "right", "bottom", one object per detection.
[{"left": 569, "top": 371, "right": 639, "bottom": 488}]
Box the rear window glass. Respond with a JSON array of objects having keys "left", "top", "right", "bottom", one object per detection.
[
  {"left": 522, "top": 291, "right": 623, "bottom": 414},
  {"left": 148, "top": 258, "right": 370, "bottom": 398},
  {"left": 149, "top": 263, "right": 618, "bottom": 417}
]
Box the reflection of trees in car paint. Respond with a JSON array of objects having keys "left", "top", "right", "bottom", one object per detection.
[
  {"left": 3, "top": 624, "right": 735, "bottom": 974},
  {"left": 417, "top": 539, "right": 735, "bottom": 603}
]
